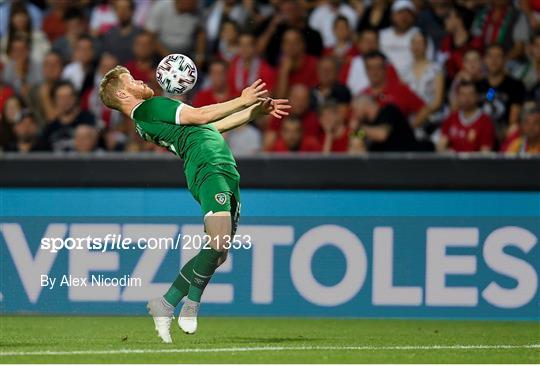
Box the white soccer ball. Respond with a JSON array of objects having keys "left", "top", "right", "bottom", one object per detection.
[{"left": 156, "top": 54, "right": 198, "bottom": 95}]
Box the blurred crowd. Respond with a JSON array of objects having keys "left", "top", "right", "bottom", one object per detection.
[{"left": 0, "top": 0, "right": 539, "bottom": 156}]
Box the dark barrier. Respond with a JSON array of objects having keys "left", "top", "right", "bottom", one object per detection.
[{"left": 1, "top": 153, "right": 539, "bottom": 190}]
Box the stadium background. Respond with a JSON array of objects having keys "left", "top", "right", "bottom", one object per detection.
[{"left": 0, "top": 0, "right": 539, "bottom": 322}]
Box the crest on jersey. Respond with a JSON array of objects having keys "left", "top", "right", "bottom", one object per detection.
[{"left": 215, "top": 193, "right": 227, "bottom": 205}]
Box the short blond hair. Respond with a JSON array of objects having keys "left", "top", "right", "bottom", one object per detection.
[{"left": 99, "top": 65, "right": 130, "bottom": 110}]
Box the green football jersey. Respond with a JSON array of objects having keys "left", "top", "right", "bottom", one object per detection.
[{"left": 131, "top": 96, "right": 237, "bottom": 190}]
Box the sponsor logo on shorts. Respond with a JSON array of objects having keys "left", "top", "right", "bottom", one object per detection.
[{"left": 215, "top": 193, "right": 227, "bottom": 205}]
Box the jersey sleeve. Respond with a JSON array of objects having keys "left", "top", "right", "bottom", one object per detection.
[{"left": 148, "top": 97, "right": 184, "bottom": 125}]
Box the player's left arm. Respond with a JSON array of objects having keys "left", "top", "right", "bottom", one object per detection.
[
  {"left": 179, "top": 80, "right": 268, "bottom": 125},
  {"left": 213, "top": 98, "right": 290, "bottom": 133}
]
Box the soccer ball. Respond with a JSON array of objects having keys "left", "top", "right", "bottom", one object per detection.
[{"left": 156, "top": 54, "right": 198, "bottom": 95}]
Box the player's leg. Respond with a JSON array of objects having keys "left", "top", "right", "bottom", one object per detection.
[
  {"left": 179, "top": 174, "right": 236, "bottom": 334},
  {"left": 179, "top": 211, "right": 231, "bottom": 334}
]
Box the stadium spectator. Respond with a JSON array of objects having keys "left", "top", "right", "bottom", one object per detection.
[
  {"left": 350, "top": 95, "right": 419, "bottom": 152},
  {"left": 51, "top": 7, "right": 87, "bottom": 62},
  {"left": 88, "top": 53, "right": 123, "bottom": 129},
  {"left": 322, "top": 16, "right": 358, "bottom": 66},
  {"left": 269, "top": 117, "right": 321, "bottom": 153},
  {"left": 362, "top": 51, "right": 430, "bottom": 129},
  {"left": 438, "top": 81, "right": 496, "bottom": 152},
  {"left": 132, "top": 0, "right": 154, "bottom": 28},
  {"left": 0, "top": 95, "right": 25, "bottom": 149},
  {"left": 4, "top": 111, "right": 43, "bottom": 153},
  {"left": 145, "top": 0, "right": 205, "bottom": 66},
  {"left": 41, "top": 0, "right": 68, "bottom": 42},
  {"left": 225, "top": 123, "right": 262, "bottom": 156},
  {"left": 356, "top": 0, "right": 392, "bottom": 32},
  {"left": 319, "top": 102, "right": 349, "bottom": 153},
  {"left": 417, "top": 0, "right": 453, "bottom": 50},
  {"left": 340, "top": 29, "right": 399, "bottom": 96},
  {"left": 256, "top": 0, "right": 323, "bottom": 66},
  {"left": 227, "top": 32, "right": 276, "bottom": 97},
  {"left": 235, "top": 0, "right": 275, "bottom": 35},
  {"left": 61, "top": 35, "right": 96, "bottom": 93},
  {"left": 471, "top": 0, "right": 530, "bottom": 60},
  {"left": 265, "top": 84, "right": 320, "bottom": 150},
  {"left": 380, "top": 0, "right": 430, "bottom": 80},
  {"left": 0, "top": 0, "right": 43, "bottom": 37},
  {"left": 2, "top": 35, "right": 42, "bottom": 97},
  {"left": 449, "top": 49, "right": 485, "bottom": 110},
  {"left": 313, "top": 56, "right": 351, "bottom": 122},
  {"left": 40, "top": 81, "right": 95, "bottom": 152},
  {"left": 72, "top": 124, "right": 100, "bottom": 153},
  {"left": 308, "top": 0, "right": 357, "bottom": 48},
  {"left": 1, "top": 2, "right": 50, "bottom": 64},
  {"left": 125, "top": 31, "right": 158, "bottom": 93},
  {"left": 101, "top": 0, "right": 142, "bottom": 65},
  {"left": 27, "top": 51, "right": 64, "bottom": 125},
  {"left": 403, "top": 32, "right": 445, "bottom": 127},
  {"left": 521, "top": 0, "right": 540, "bottom": 32},
  {"left": 103, "top": 127, "right": 128, "bottom": 152},
  {"left": 439, "top": 6, "right": 483, "bottom": 80},
  {"left": 193, "top": 60, "right": 233, "bottom": 108},
  {"left": 477, "top": 44, "right": 525, "bottom": 141},
  {"left": 511, "top": 32, "right": 540, "bottom": 92},
  {"left": 89, "top": 1, "right": 117, "bottom": 37},
  {"left": 0, "top": 77, "right": 15, "bottom": 113},
  {"left": 214, "top": 19, "right": 239, "bottom": 63},
  {"left": 505, "top": 103, "right": 540, "bottom": 154},
  {"left": 205, "top": 0, "right": 247, "bottom": 44},
  {"left": 275, "top": 29, "right": 319, "bottom": 98}
]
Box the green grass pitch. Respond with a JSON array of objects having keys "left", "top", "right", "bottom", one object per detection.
[{"left": 0, "top": 316, "right": 538, "bottom": 363}]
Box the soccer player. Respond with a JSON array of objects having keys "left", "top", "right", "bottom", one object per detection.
[{"left": 98, "top": 66, "right": 290, "bottom": 343}]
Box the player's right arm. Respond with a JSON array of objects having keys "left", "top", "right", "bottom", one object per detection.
[
  {"left": 213, "top": 98, "right": 290, "bottom": 133},
  {"left": 179, "top": 79, "right": 268, "bottom": 125}
]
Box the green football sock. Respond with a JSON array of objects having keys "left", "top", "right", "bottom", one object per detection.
[
  {"left": 187, "top": 247, "right": 223, "bottom": 302},
  {"left": 163, "top": 256, "right": 197, "bottom": 307}
]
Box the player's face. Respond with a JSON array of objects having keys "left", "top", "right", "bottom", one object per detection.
[{"left": 120, "top": 73, "right": 154, "bottom": 100}]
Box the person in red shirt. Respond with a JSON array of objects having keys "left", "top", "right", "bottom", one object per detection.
[
  {"left": 192, "top": 59, "right": 234, "bottom": 107},
  {"left": 339, "top": 28, "right": 400, "bottom": 95},
  {"left": 319, "top": 102, "right": 349, "bottom": 153},
  {"left": 323, "top": 16, "right": 359, "bottom": 66},
  {"left": 438, "top": 81, "right": 495, "bottom": 152},
  {"left": 362, "top": 50, "right": 430, "bottom": 128},
  {"left": 124, "top": 31, "right": 161, "bottom": 95},
  {"left": 270, "top": 117, "right": 321, "bottom": 153},
  {"left": 440, "top": 6, "right": 483, "bottom": 80},
  {"left": 227, "top": 33, "right": 276, "bottom": 97},
  {"left": 276, "top": 29, "right": 319, "bottom": 98},
  {"left": 41, "top": 0, "right": 68, "bottom": 42},
  {"left": 264, "top": 84, "right": 320, "bottom": 150}
]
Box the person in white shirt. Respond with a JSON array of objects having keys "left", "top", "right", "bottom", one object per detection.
[
  {"left": 379, "top": 0, "right": 433, "bottom": 80},
  {"left": 61, "top": 36, "right": 95, "bottom": 92},
  {"left": 309, "top": 0, "right": 357, "bottom": 48}
]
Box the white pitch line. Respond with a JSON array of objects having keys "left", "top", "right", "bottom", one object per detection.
[{"left": 0, "top": 344, "right": 539, "bottom": 357}]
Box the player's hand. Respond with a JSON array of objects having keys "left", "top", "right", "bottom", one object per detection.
[
  {"left": 241, "top": 79, "right": 268, "bottom": 106},
  {"left": 256, "top": 98, "right": 291, "bottom": 119}
]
